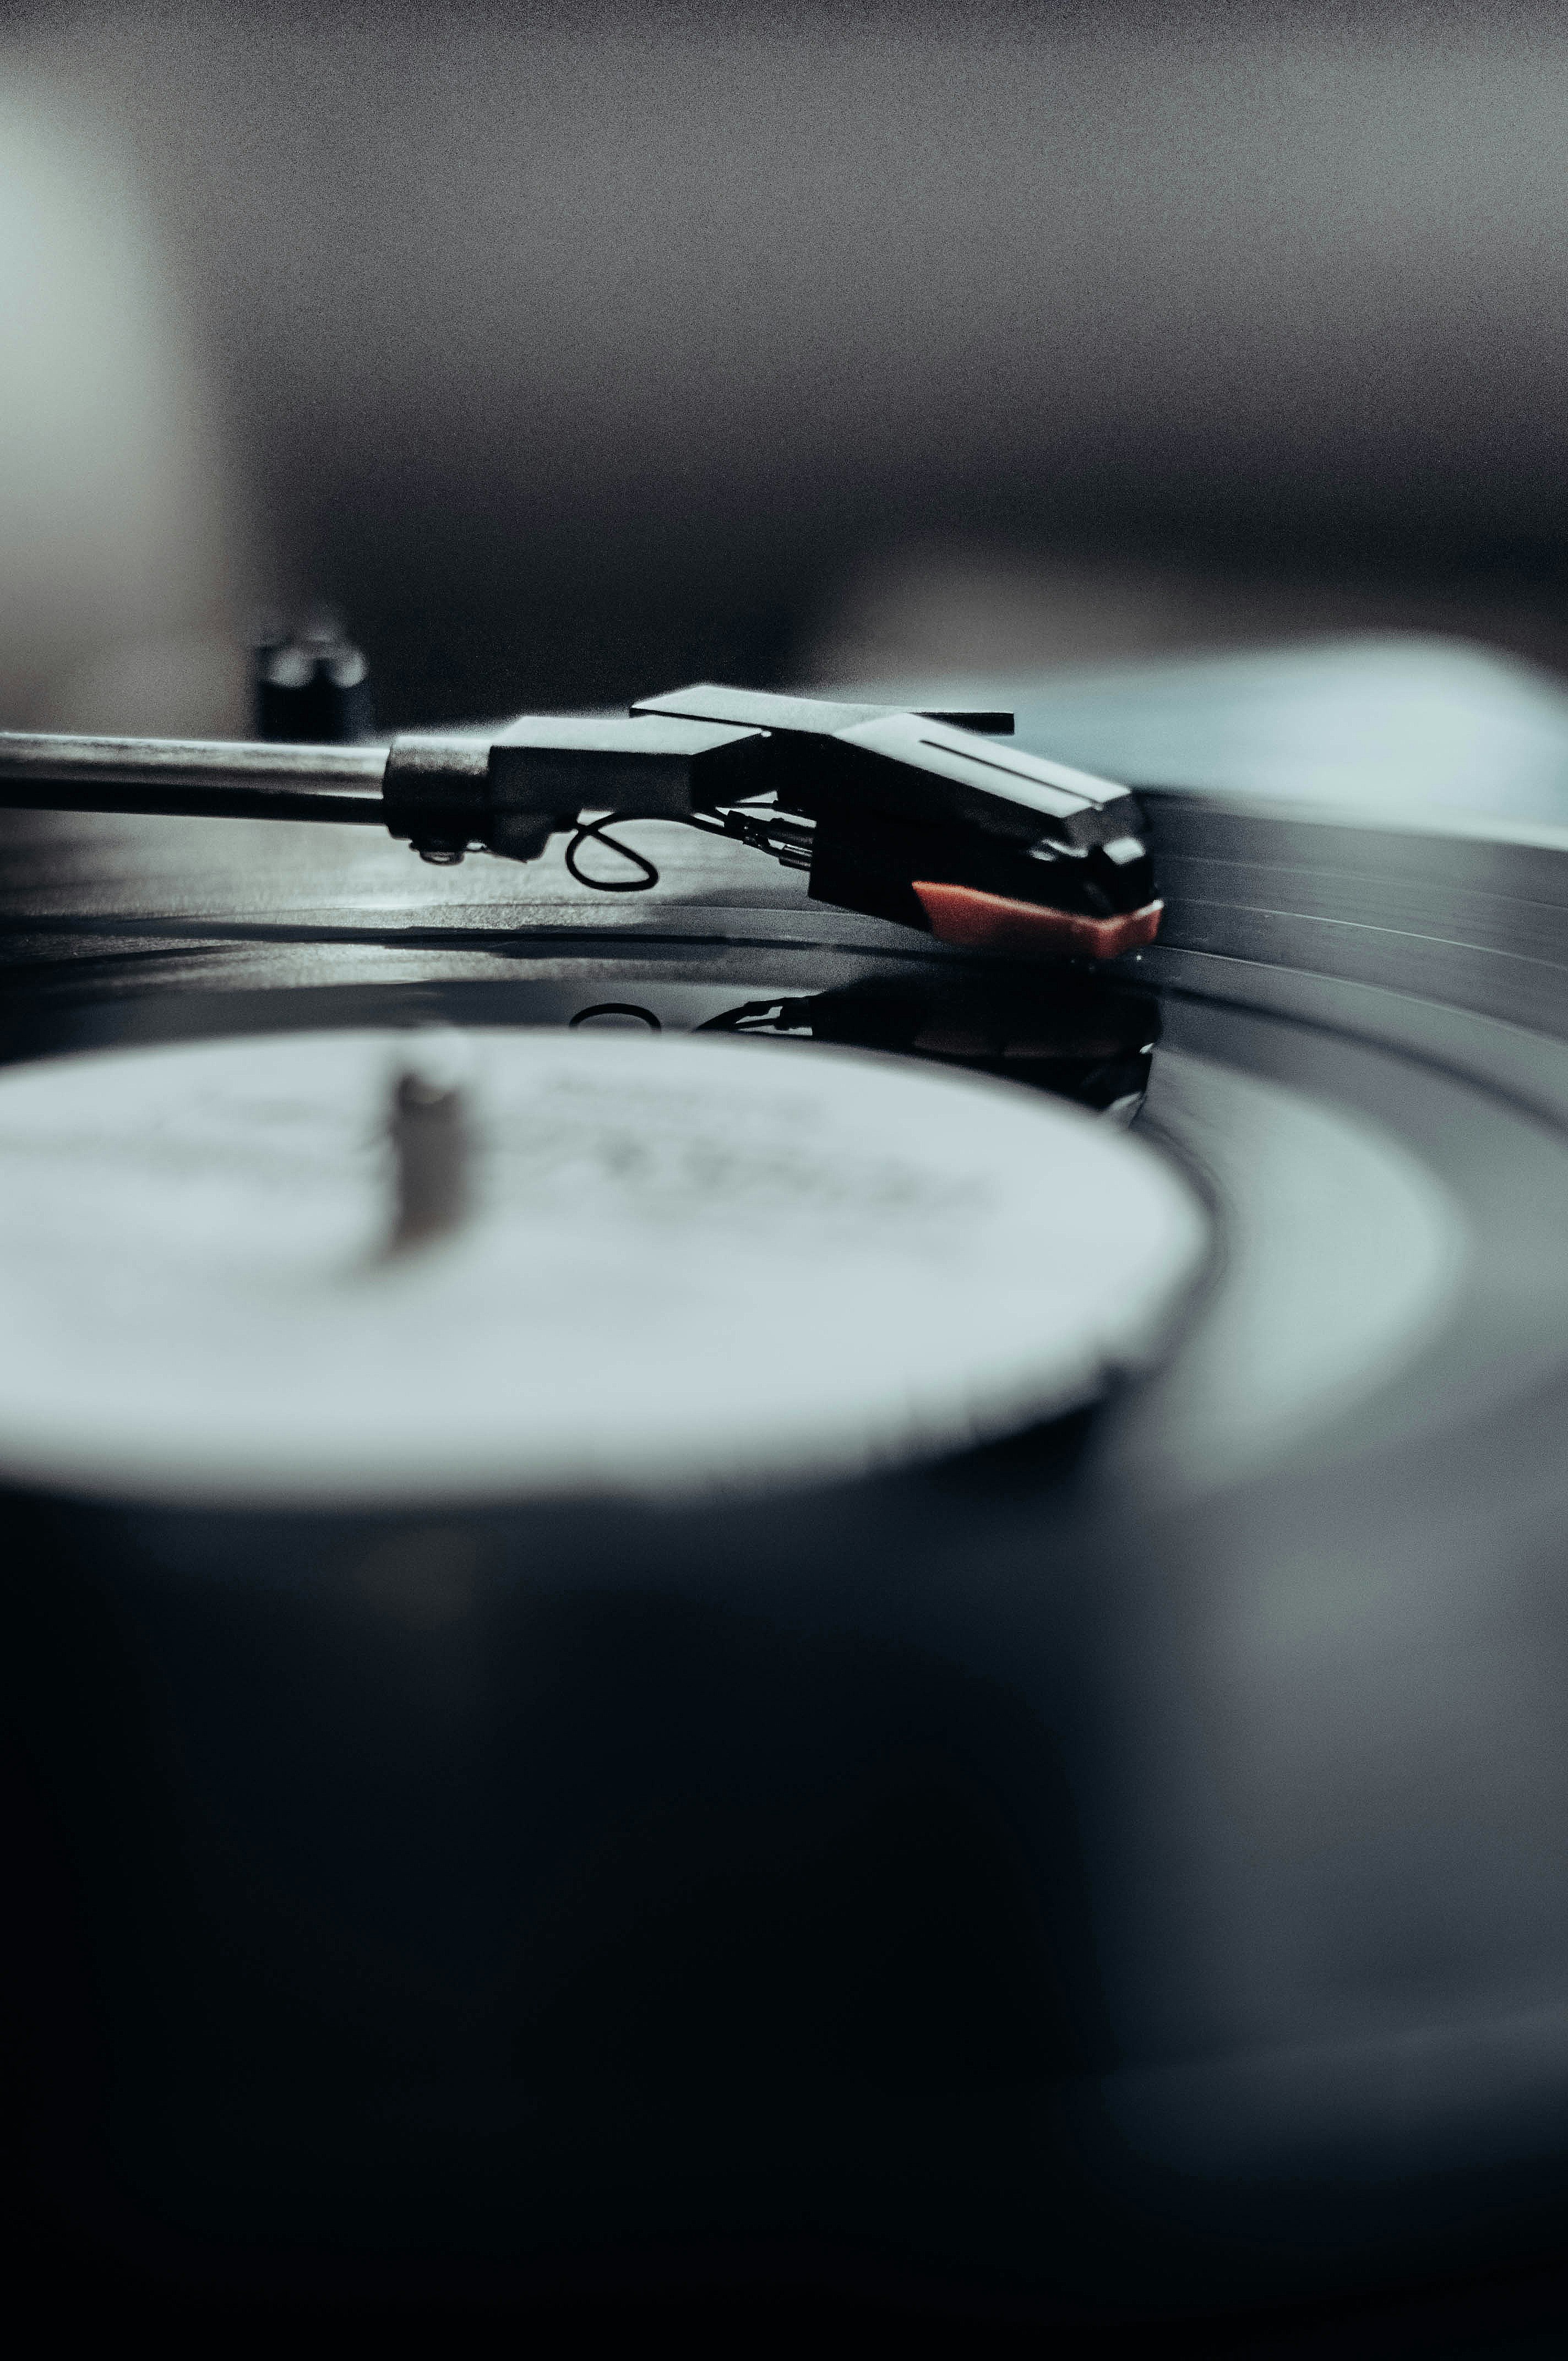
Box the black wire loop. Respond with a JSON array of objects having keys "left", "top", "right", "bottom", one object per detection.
[
  {"left": 565, "top": 813, "right": 660, "bottom": 893},
  {"left": 563, "top": 801, "right": 812, "bottom": 893}
]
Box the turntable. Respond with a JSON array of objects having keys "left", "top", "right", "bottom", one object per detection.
[{"left": 7, "top": 649, "right": 1568, "bottom": 2346}]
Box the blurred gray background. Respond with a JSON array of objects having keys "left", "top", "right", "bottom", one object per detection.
[{"left": 6, "top": 0, "right": 1568, "bottom": 732}]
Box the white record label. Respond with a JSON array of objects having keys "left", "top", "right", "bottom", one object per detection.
[{"left": 0, "top": 1027, "right": 1207, "bottom": 1506}]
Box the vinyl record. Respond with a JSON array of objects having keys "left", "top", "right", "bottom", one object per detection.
[{"left": 8, "top": 753, "right": 1568, "bottom": 2334}]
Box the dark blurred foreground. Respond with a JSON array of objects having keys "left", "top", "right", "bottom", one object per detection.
[{"left": 13, "top": 1461, "right": 1568, "bottom": 2361}]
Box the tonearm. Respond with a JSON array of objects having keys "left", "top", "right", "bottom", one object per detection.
[{"left": 0, "top": 684, "right": 1161, "bottom": 959}]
